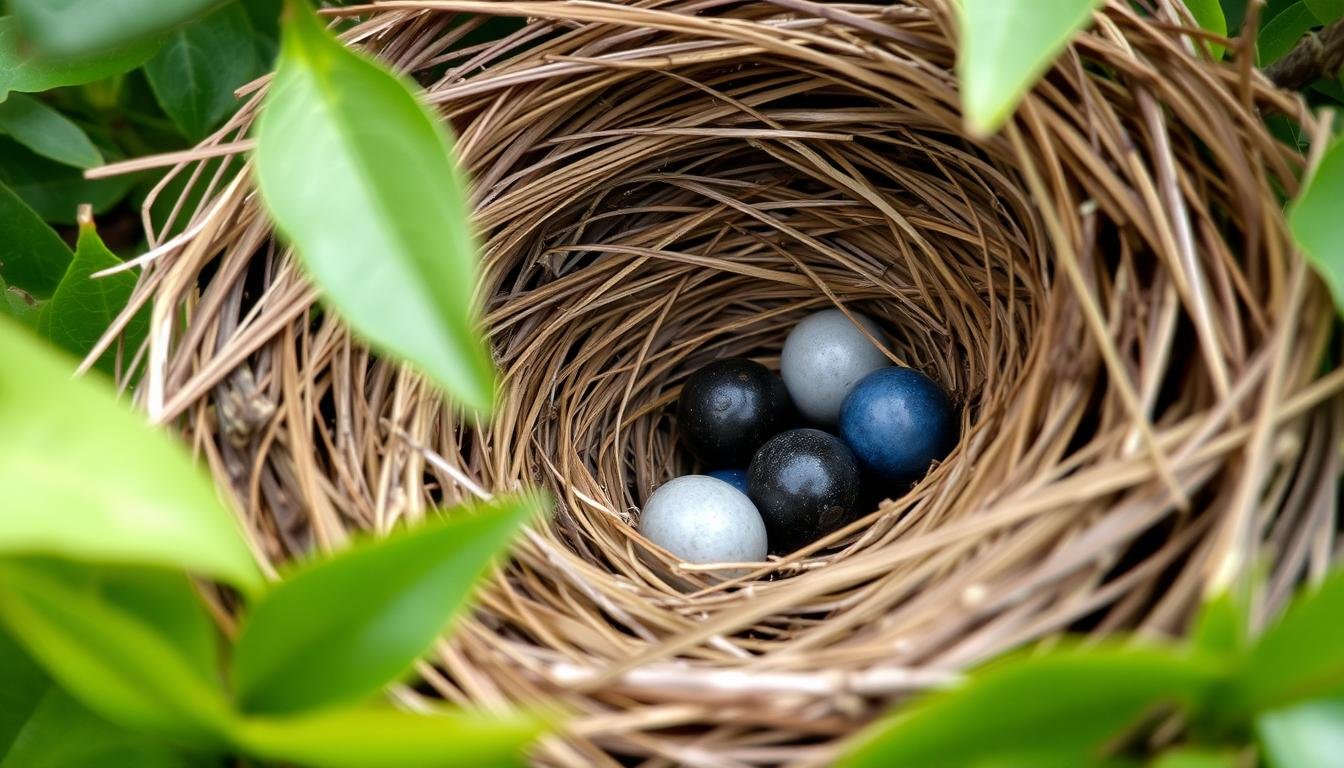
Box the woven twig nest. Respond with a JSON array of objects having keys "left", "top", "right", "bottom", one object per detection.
[{"left": 132, "top": 1, "right": 1343, "bottom": 764}]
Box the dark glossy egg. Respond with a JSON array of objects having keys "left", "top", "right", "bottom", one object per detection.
[
  {"left": 677, "top": 358, "right": 794, "bottom": 467},
  {"left": 839, "top": 366, "right": 956, "bottom": 482},
  {"left": 747, "top": 428, "right": 860, "bottom": 554}
]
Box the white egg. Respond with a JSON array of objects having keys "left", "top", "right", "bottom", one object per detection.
[
  {"left": 639, "top": 475, "right": 768, "bottom": 568},
  {"left": 780, "top": 308, "right": 888, "bottom": 425}
]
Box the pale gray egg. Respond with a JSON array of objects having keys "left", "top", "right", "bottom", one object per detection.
[
  {"left": 639, "top": 475, "right": 768, "bottom": 568},
  {"left": 781, "top": 309, "right": 888, "bottom": 425}
]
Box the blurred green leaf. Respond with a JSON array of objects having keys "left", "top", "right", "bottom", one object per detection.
[
  {"left": 0, "top": 138, "right": 135, "bottom": 224},
  {"left": 0, "top": 559, "right": 230, "bottom": 741},
  {"left": 145, "top": 4, "right": 262, "bottom": 141},
  {"left": 836, "top": 645, "right": 1221, "bottom": 767},
  {"left": 1258, "top": 2, "right": 1318, "bottom": 65},
  {"left": 1289, "top": 134, "right": 1344, "bottom": 315},
  {"left": 35, "top": 212, "right": 148, "bottom": 376},
  {"left": 1258, "top": 696, "right": 1344, "bottom": 768},
  {"left": 233, "top": 495, "right": 541, "bottom": 714},
  {"left": 0, "top": 178, "right": 71, "bottom": 298},
  {"left": 955, "top": 0, "right": 1104, "bottom": 136},
  {"left": 255, "top": 0, "right": 497, "bottom": 415},
  {"left": 236, "top": 705, "right": 540, "bottom": 768},
  {"left": 1191, "top": 591, "right": 1246, "bottom": 658},
  {"left": 0, "top": 315, "right": 264, "bottom": 593},
  {"left": 1147, "top": 748, "right": 1242, "bottom": 768},
  {"left": 1183, "top": 0, "right": 1228, "bottom": 58},
  {"left": 1305, "top": 0, "right": 1344, "bottom": 22},
  {"left": 0, "top": 17, "right": 162, "bottom": 100},
  {"left": 6, "top": 0, "right": 223, "bottom": 57},
  {"left": 1229, "top": 569, "right": 1344, "bottom": 713},
  {"left": 0, "top": 93, "right": 100, "bottom": 168},
  {"left": 0, "top": 627, "right": 48, "bottom": 757},
  {"left": 2, "top": 687, "right": 215, "bottom": 768}
]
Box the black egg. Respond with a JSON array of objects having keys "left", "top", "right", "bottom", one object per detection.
[
  {"left": 747, "top": 428, "right": 860, "bottom": 554},
  {"left": 677, "top": 358, "right": 794, "bottom": 467}
]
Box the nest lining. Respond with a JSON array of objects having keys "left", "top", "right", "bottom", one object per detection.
[{"left": 123, "top": 1, "right": 1344, "bottom": 765}]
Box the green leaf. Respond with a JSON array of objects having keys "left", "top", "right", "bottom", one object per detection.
[
  {"left": 6, "top": 0, "right": 223, "bottom": 57},
  {"left": 0, "top": 178, "right": 71, "bottom": 298},
  {"left": 0, "top": 137, "right": 135, "bottom": 224},
  {"left": 2, "top": 687, "right": 215, "bottom": 768},
  {"left": 0, "top": 315, "right": 263, "bottom": 593},
  {"left": 1229, "top": 569, "right": 1344, "bottom": 713},
  {"left": 1258, "top": 2, "right": 1317, "bottom": 65},
  {"left": 0, "top": 93, "right": 100, "bottom": 168},
  {"left": 1289, "top": 134, "right": 1344, "bottom": 316},
  {"left": 836, "top": 645, "right": 1222, "bottom": 767},
  {"left": 1258, "top": 696, "right": 1344, "bottom": 768},
  {"left": 1305, "top": 0, "right": 1344, "bottom": 23},
  {"left": 145, "top": 5, "right": 262, "bottom": 141},
  {"left": 35, "top": 211, "right": 148, "bottom": 376},
  {"left": 1183, "top": 0, "right": 1228, "bottom": 59},
  {"left": 0, "top": 17, "right": 162, "bottom": 100},
  {"left": 955, "top": 0, "right": 1104, "bottom": 136},
  {"left": 0, "top": 275, "right": 41, "bottom": 327},
  {"left": 0, "top": 559, "right": 230, "bottom": 741},
  {"left": 255, "top": 0, "right": 496, "bottom": 415},
  {"left": 0, "top": 626, "right": 48, "bottom": 757},
  {"left": 233, "top": 495, "right": 541, "bottom": 714},
  {"left": 1190, "top": 590, "right": 1247, "bottom": 658},
  {"left": 1148, "top": 748, "right": 1242, "bottom": 768},
  {"left": 235, "top": 705, "right": 540, "bottom": 768}
]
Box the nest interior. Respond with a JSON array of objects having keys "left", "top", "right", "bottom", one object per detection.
[{"left": 129, "top": 1, "right": 1344, "bottom": 765}]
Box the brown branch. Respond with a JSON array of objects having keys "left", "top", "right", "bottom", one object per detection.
[{"left": 1264, "top": 17, "right": 1344, "bottom": 91}]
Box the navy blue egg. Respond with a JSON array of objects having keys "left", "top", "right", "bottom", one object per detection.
[
  {"left": 839, "top": 367, "right": 956, "bottom": 482},
  {"left": 707, "top": 468, "right": 750, "bottom": 495}
]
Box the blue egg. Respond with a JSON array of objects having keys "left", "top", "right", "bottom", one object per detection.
[
  {"left": 839, "top": 367, "right": 956, "bottom": 482},
  {"left": 707, "top": 468, "right": 750, "bottom": 495}
]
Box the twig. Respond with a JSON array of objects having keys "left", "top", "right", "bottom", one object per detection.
[{"left": 1264, "top": 18, "right": 1344, "bottom": 91}]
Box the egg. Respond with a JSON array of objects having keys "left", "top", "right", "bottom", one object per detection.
[
  {"left": 707, "top": 468, "right": 750, "bottom": 495},
  {"left": 780, "top": 309, "right": 888, "bottom": 425},
  {"left": 747, "top": 428, "right": 860, "bottom": 553},
  {"left": 639, "top": 475, "right": 769, "bottom": 567},
  {"left": 677, "top": 358, "right": 794, "bottom": 467},
  {"left": 839, "top": 366, "right": 956, "bottom": 482}
]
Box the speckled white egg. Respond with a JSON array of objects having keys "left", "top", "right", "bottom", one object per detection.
[
  {"left": 781, "top": 309, "right": 888, "bottom": 425},
  {"left": 639, "top": 475, "right": 768, "bottom": 567}
]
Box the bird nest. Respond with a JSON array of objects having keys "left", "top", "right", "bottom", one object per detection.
[{"left": 125, "top": 1, "right": 1343, "bottom": 765}]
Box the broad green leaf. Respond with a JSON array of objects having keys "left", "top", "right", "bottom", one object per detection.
[
  {"left": 1289, "top": 134, "right": 1344, "bottom": 315},
  {"left": 0, "top": 627, "right": 48, "bottom": 757},
  {"left": 0, "top": 275, "right": 41, "bottom": 326},
  {"left": 1258, "top": 696, "right": 1344, "bottom": 768},
  {"left": 255, "top": 0, "right": 496, "bottom": 415},
  {"left": 6, "top": 0, "right": 222, "bottom": 57},
  {"left": 0, "top": 138, "right": 135, "bottom": 224},
  {"left": 1148, "top": 748, "right": 1241, "bottom": 768},
  {"left": 0, "top": 17, "right": 162, "bottom": 100},
  {"left": 0, "top": 178, "right": 71, "bottom": 298},
  {"left": 233, "top": 495, "right": 542, "bottom": 714},
  {"left": 955, "top": 0, "right": 1104, "bottom": 136},
  {"left": 0, "top": 315, "right": 263, "bottom": 593},
  {"left": 145, "top": 5, "right": 262, "bottom": 141},
  {"left": 1305, "top": 0, "right": 1344, "bottom": 22},
  {"left": 1258, "top": 2, "right": 1317, "bottom": 65},
  {"left": 235, "top": 705, "right": 540, "bottom": 768},
  {"left": 836, "top": 645, "right": 1221, "bottom": 767},
  {"left": 1229, "top": 568, "right": 1344, "bottom": 713},
  {"left": 2, "top": 688, "right": 217, "bottom": 768},
  {"left": 1182, "top": 0, "right": 1228, "bottom": 59},
  {"left": 0, "top": 93, "right": 100, "bottom": 168},
  {"left": 0, "top": 560, "right": 230, "bottom": 741},
  {"left": 35, "top": 211, "right": 148, "bottom": 376},
  {"left": 1190, "top": 591, "right": 1246, "bottom": 658}
]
